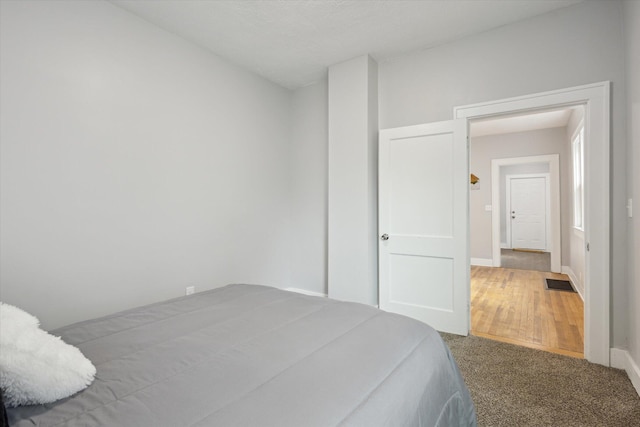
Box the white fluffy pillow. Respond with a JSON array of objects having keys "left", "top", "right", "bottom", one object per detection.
[{"left": 0, "top": 302, "right": 96, "bottom": 407}]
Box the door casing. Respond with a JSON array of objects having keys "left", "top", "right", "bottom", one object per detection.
[{"left": 454, "top": 81, "right": 610, "bottom": 366}]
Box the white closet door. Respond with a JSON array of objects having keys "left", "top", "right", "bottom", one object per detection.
[{"left": 378, "top": 120, "right": 469, "bottom": 335}]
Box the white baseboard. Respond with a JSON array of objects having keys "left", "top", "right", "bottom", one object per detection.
[
  {"left": 471, "top": 258, "right": 493, "bottom": 267},
  {"left": 500, "top": 243, "right": 509, "bottom": 249},
  {"left": 284, "top": 287, "right": 327, "bottom": 298},
  {"left": 561, "top": 266, "right": 584, "bottom": 301},
  {"left": 610, "top": 348, "right": 640, "bottom": 398}
]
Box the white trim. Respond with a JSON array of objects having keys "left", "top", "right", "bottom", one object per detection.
[
  {"left": 471, "top": 258, "right": 493, "bottom": 267},
  {"left": 500, "top": 243, "right": 509, "bottom": 249},
  {"left": 570, "top": 118, "right": 585, "bottom": 142},
  {"left": 561, "top": 265, "right": 584, "bottom": 301},
  {"left": 454, "top": 81, "right": 611, "bottom": 367},
  {"left": 453, "top": 81, "right": 609, "bottom": 118},
  {"left": 610, "top": 348, "right": 640, "bottom": 398},
  {"left": 490, "top": 156, "right": 560, "bottom": 272},
  {"left": 284, "top": 287, "right": 328, "bottom": 298},
  {"left": 505, "top": 173, "right": 551, "bottom": 252}
]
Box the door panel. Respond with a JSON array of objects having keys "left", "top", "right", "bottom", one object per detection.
[
  {"left": 389, "top": 134, "right": 453, "bottom": 236},
  {"left": 379, "top": 120, "right": 468, "bottom": 335},
  {"left": 389, "top": 254, "right": 454, "bottom": 311}
]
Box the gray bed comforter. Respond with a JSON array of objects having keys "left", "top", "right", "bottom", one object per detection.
[{"left": 7, "top": 284, "right": 476, "bottom": 427}]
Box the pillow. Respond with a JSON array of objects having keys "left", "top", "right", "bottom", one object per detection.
[{"left": 0, "top": 302, "right": 96, "bottom": 407}]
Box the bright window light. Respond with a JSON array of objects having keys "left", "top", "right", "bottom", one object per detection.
[{"left": 572, "top": 125, "right": 584, "bottom": 230}]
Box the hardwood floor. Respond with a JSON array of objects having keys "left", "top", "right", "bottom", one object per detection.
[{"left": 470, "top": 266, "right": 584, "bottom": 358}]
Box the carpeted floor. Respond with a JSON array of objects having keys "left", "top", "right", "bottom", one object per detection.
[{"left": 440, "top": 333, "right": 640, "bottom": 426}]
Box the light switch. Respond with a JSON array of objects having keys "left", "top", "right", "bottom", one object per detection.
[
  {"left": 628, "top": 198, "right": 633, "bottom": 218},
  {"left": 485, "top": 205, "right": 492, "bottom": 212}
]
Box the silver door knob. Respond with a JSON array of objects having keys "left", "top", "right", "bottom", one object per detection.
[{"left": 380, "top": 234, "right": 389, "bottom": 241}]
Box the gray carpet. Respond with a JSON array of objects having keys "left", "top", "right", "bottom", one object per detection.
[
  {"left": 440, "top": 333, "right": 640, "bottom": 426},
  {"left": 501, "top": 249, "right": 551, "bottom": 272}
]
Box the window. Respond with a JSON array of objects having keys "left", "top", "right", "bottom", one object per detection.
[{"left": 572, "top": 124, "right": 584, "bottom": 230}]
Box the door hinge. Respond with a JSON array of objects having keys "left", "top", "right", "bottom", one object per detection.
[{"left": 586, "top": 242, "right": 590, "bottom": 251}]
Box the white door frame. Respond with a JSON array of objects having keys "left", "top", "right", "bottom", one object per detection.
[
  {"left": 492, "top": 155, "right": 560, "bottom": 272},
  {"left": 454, "top": 81, "right": 610, "bottom": 366},
  {"left": 505, "top": 173, "right": 551, "bottom": 252}
]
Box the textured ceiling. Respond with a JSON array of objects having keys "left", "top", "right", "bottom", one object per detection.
[{"left": 111, "top": 0, "right": 583, "bottom": 89}]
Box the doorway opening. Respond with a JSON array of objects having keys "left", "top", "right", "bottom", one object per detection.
[
  {"left": 491, "top": 154, "right": 561, "bottom": 272},
  {"left": 455, "top": 81, "right": 610, "bottom": 366},
  {"left": 467, "top": 107, "right": 585, "bottom": 357}
]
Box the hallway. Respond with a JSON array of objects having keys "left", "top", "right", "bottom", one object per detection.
[{"left": 470, "top": 265, "right": 584, "bottom": 358}]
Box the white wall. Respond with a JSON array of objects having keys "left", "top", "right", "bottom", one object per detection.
[
  {"left": 379, "top": 0, "right": 628, "bottom": 347},
  {"left": 0, "top": 0, "right": 293, "bottom": 329},
  {"left": 623, "top": 0, "right": 640, "bottom": 380},
  {"left": 469, "top": 128, "right": 566, "bottom": 261},
  {"left": 327, "top": 55, "right": 378, "bottom": 305},
  {"left": 289, "top": 80, "right": 328, "bottom": 295}
]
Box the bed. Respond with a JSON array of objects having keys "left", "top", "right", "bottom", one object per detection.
[{"left": 6, "top": 284, "right": 476, "bottom": 426}]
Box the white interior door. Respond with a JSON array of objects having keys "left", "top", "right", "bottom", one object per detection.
[
  {"left": 378, "top": 120, "right": 468, "bottom": 335},
  {"left": 509, "top": 176, "right": 547, "bottom": 250}
]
